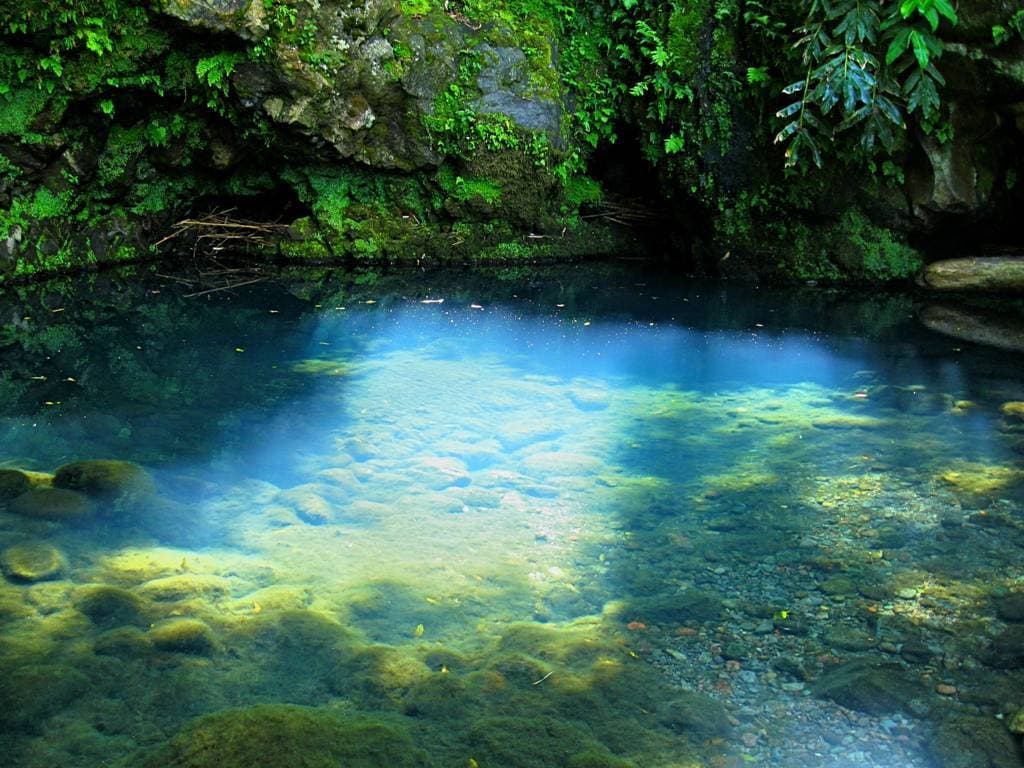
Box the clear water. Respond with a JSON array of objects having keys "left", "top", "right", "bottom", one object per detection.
[{"left": 1, "top": 264, "right": 1023, "bottom": 768}]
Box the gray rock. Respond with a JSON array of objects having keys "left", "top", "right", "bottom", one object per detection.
[{"left": 812, "top": 660, "right": 929, "bottom": 716}]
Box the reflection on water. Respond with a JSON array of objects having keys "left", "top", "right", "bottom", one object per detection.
[{"left": 1, "top": 265, "right": 1023, "bottom": 768}]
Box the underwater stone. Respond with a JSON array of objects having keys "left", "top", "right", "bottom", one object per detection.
[
  {"left": 996, "top": 594, "right": 1024, "bottom": 623},
  {"left": 277, "top": 485, "right": 339, "bottom": 525},
  {"left": 1, "top": 542, "right": 65, "bottom": 582},
  {"left": 94, "top": 626, "right": 153, "bottom": 657},
  {"left": 632, "top": 588, "right": 724, "bottom": 625},
  {"left": 75, "top": 585, "right": 148, "bottom": 627},
  {"left": 985, "top": 625, "right": 1024, "bottom": 669},
  {"left": 142, "top": 704, "right": 428, "bottom": 767},
  {"left": 8, "top": 487, "right": 96, "bottom": 521},
  {"left": 928, "top": 714, "right": 1022, "bottom": 768},
  {"left": 0, "top": 664, "right": 90, "bottom": 731},
  {"left": 1002, "top": 402, "right": 1024, "bottom": 422},
  {"left": 401, "top": 671, "right": 473, "bottom": 719},
  {"left": 0, "top": 468, "right": 32, "bottom": 500},
  {"left": 53, "top": 459, "right": 156, "bottom": 504},
  {"left": 659, "top": 691, "right": 732, "bottom": 740},
  {"left": 138, "top": 573, "right": 233, "bottom": 602},
  {"left": 823, "top": 626, "right": 877, "bottom": 652},
  {"left": 812, "top": 660, "right": 929, "bottom": 716},
  {"left": 149, "top": 618, "right": 218, "bottom": 654}
]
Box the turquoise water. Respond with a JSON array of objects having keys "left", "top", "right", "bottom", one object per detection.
[{"left": 1, "top": 265, "right": 1023, "bottom": 767}]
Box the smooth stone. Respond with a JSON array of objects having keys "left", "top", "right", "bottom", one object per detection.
[
  {"left": 53, "top": 459, "right": 156, "bottom": 502},
  {"left": 922, "top": 257, "right": 1024, "bottom": 292},
  {"left": 8, "top": 487, "right": 96, "bottom": 521},
  {"left": 823, "top": 626, "right": 877, "bottom": 652},
  {"left": 812, "top": 660, "right": 929, "bottom": 716},
  {"left": 1, "top": 542, "right": 66, "bottom": 582}
]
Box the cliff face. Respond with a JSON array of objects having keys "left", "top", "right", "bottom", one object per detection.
[{"left": 0, "top": 0, "right": 1021, "bottom": 283}]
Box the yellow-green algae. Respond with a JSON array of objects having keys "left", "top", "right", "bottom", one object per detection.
[{"left": 1, "top": 543, "right": 66, "bottom": 582}]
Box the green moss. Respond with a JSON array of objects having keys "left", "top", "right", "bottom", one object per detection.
[
  {"left": 0, "top": 87, "right": 52, "bottom": 137},
  {"left": 142, "top": 705, "right": 428, "bottom": 768},
  {"left": 53, "top": 459, "right": 156, "bottom": 504}
]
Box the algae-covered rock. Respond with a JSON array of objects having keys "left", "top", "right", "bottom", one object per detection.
[
  {"left": 0, "top": 468, "right": 32, "bottom": 501},
  {"left": 75, "top": 585, "right": 148, "bottom": 627},
  {"left": 631, "top": 588, "right": 724, "bottom": 625},
  {"left": 995, "top": 593, "right": 1024, "bottom": 623},
  {"left": 401, "top": 670, "right": 474, "bottom": 719},
  {"left": 149, "top": 618, "right": 218, "bottom": 655},
  {"left": 812, "top": 660, "right": 929, "bottom": 715},
  {"left": 142, "top": 704, "right": 428, "bottom": 767},
  {"left": 53, "top": 459, "right": 156, "bottom": 504},
  {"left": 922, "top": 257, "right": 1024, "bottom": 292},
  {"left": 8, "top": 487, "right": 95, "bottom": 521},
  {"left": 94, "top": 626, "right": 153, "bottom": 657},
  {"left": 658, "top": 691, "right": 732, "bottom": 740},
  {"left": 138, "top": 573, "right": 234, "bottom": 603},
  {"left": 1, "top": 542, "right": 66, "bottom": 582},
  {"left": 928, "top": 714, "right": 1022, "bottom": 768},
  {"left": 0, "top": 664, "right": 90, "bottom": 731}
]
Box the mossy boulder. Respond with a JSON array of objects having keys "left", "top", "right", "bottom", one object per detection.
[
  {"left": 0, "top": 468, "right": 32, "bottom": 501},
  {"left": 922, "top": 257, "right": 1024, "bottom": 293},
  {"left": 53, "top": 459, "right": 156, "bottom": 504},
  {"left": 812, "top": 660, "right": 930, "bottom": 716},
  {"left": 149, "top": 618, "right": 218, "bottom": 655},
  {"left": 141, "top": 704, "right": 428, "bottom": 768},
  {"left": 75, "top": 585, "right": 148, "bottom": 627},
  {"left": 0, "top": 663, "right": 90, "bottom": 731},
  {"left": 94, "top": 626, "right": 154, "bottom": 657},
  {"left": 468, "top": 716, "right": 593, "bottom": 767},
  {"left": 8, "top": 487, "right": 95, "bottom": 521},
  {"left": 0, "top": 542, "right": 66, "bottom": 582}
]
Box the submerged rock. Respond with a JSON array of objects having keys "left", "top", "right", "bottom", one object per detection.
[
  {"left": 94, "top": 626, "right": 153, "bottom": 657},
  {"left": 149, "top": 618, "right": 218, "bottom": 655},
  {"left": 0, "top": 468, "right": 33, "bottom": 501},
  {"left": 928, "top": 714, "right": 1022, "bottom": 768},
  {"left": 921, "top": 257, "right": 1024, "bottom": 292},
  {"left": 8, "top": 487, "right": 95, "bottom": 521},
  {"left": 659, "top": 691, "right": 732, "bottom": 739},
  {"left": 53, "top": 459, "right": 156, "bottom": 504},
  {"left": 995, "top": 593, "right": 1024, "bottom": 623},
  {"left": 812, "top": 660, "right": 929, "bottom": 716},
  {"left": 0, "top": 664, "right": 90, "bottom": 731},
  {"left": 920, "top": 305, "right": 1024, "bottom": 353},
  {"left": 141, "top": 704, "right": 428, "bottom": 767},
  {"left": 0, "top": 542, "right": 65, "bottom": 582},
  {"left": 75, "top": 585, "right": 148, "bottom": 627}
]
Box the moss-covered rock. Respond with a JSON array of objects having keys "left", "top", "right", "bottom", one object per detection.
[
  {"left": 53, "top": 459, "right": 156, "bottom": 504},
  {"left": 94, "top": 626, "right": 154, "bottom": 657},
  {"left": 8, "top": 487, "right": 95, "bottom": 521},
  {"left": 928, "top": 714, "right": 1023, "bottom": 768},
  {"left": 141, "top": 704, "right": 428, "bottom": 768},
  {"left": 0, "top": 542, "right": 66, "bottom": 582},
  {"left": 149, "top": 618, "right": 218, "bottom": 655},
  {"left": 0, "top": 468, "right": 33, "bottom": 500},
  {"left": 0, "top": 663, "right": 90, "bottom": 732},
  {"left": 75, "top": 585, "right": 148, "bottom": 627}
]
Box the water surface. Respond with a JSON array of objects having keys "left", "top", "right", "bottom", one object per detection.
[{"left": 1, "top": 264, "right": 1023, "bottom": 767}]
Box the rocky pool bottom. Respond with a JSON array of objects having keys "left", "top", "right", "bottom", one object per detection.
[{"left": 1, "top": 265, "right": 1023, "bottom": 768}]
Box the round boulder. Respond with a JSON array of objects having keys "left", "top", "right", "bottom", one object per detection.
[
  {"left": 1, "top": 542, "right": 66, "bottom": 582},
  {"left": 8, "top": 487, "right": 95, "bottom": 521},
  {"left": 53, "top": 459, "right": 155, "bottom": 503},
  {"left": 0, "top": 469, "right": 32, "bottom": 501}
]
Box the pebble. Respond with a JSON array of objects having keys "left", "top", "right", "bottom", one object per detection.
[
  {"left": 935, "top": 684, "right": 957, "bottom": 696},
  {"left": 895, "top": 588, "right": 918, "bottom": 600}
]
